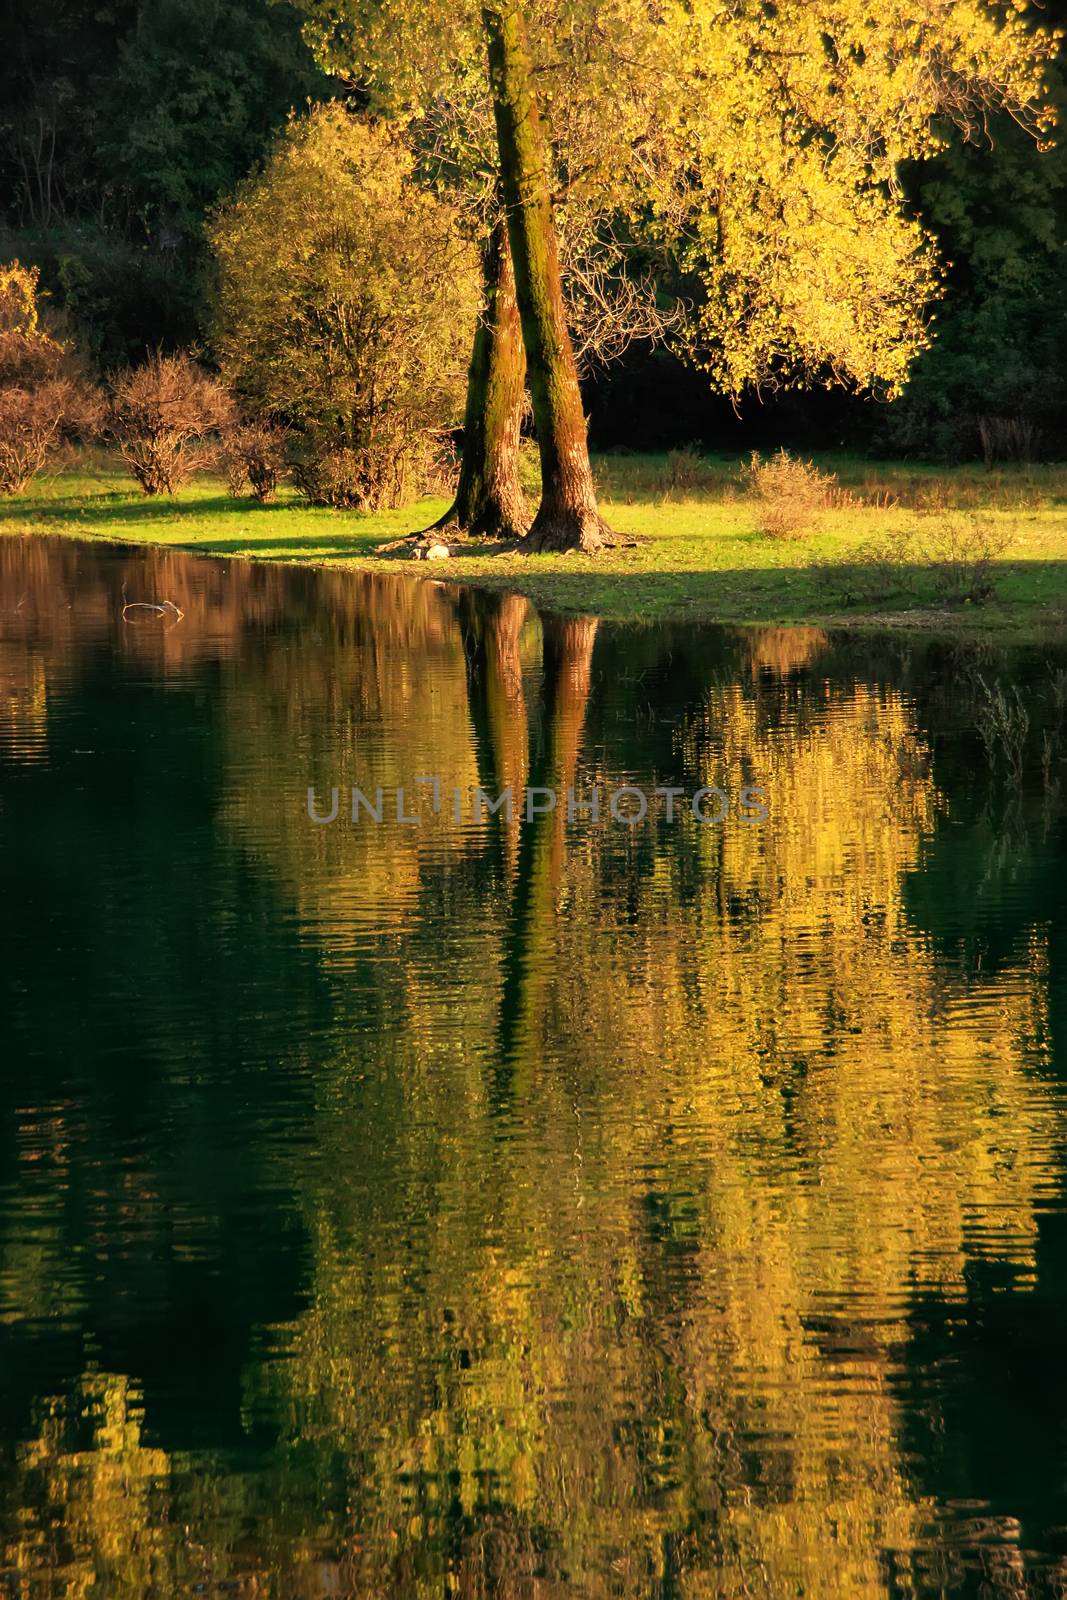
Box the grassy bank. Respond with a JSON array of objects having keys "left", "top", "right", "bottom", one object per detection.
[{"left": 5, "top": 449, "right": 1067, "bottom": 636}]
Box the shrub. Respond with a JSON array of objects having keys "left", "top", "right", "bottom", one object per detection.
[
  {"left": 0, "top": 262, "right": 102, "bottom": 495},
  {"left": 289, "top": 444, "right": 391, "bottom": 511},
  {"left": 742, "top": 449, "right": 836, "bottom": 539},
  {"left": 663, "top": 443, "right": 705, "bottom": 493},
  {"left": 109, "top": 352, "right": 231, "bottom": 494},
  {"left": 854, "top": 526, "right": 920, "bottom": 599},
  {"left": 208, "top": 105, "right": 479, "bottom": 512},
  {"left": 222, "top": 420, "right": 288, "bottom": 502},
  {"left": 289, "top": 429, "right": 455, "bottom": 510},
  {"left": 0, "top": 385, "right": 89, "bottom": 495},
  {"left": 423, "top": 437, "right": 460, "bottom": 500},
  {"left": 811, "top": 525, "right": 920, "bottom": 608},
  {"left": 0, "top": 263, "right": 40, "bottom": 336},
  {"left": 922, "top": 513, "right": 1012, "bottom": 604},
  {"left": 518, "top": 437, "right": 542, "bottom": 498}
]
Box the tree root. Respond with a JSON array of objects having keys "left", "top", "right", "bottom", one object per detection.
[
  {"left": 522, "top": 506, "right": 620, "bottom": 555},
  {"left": 374, "top": 505, "right": 528, "bottom": 556}
]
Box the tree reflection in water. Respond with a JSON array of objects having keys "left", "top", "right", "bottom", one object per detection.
[{"left": 0, "top": 536, "right": 1065, "bottom": 1597}]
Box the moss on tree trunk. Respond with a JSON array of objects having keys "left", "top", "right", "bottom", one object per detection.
[
  {"left": 483, "top": 1, "right": 611, "bottom": 554},
  {"left": 435, "top": 213, "right": 528, "bottom": 541}
]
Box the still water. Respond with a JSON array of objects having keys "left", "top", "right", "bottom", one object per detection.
[{"left": 2, "top": 534, "right": 1067, "bottom": 1597}]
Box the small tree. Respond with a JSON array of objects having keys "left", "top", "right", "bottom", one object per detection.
[
  {"left": 208, "top": 104, "right": 479, "bottom": 511},
  {"left": 0, "top": 263, "right": 102, "bottom": 495},
  {"left": 109, "top": 352, "right": 232, "bottom": 495}
]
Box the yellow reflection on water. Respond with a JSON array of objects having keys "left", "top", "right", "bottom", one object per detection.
[{"left": 2, "top": 546, "right": 1063, "bottom": 1598}]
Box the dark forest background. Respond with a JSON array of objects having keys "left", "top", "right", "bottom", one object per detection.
[{"left": 3, "top": 0, "right": 1067, "bottom": 461}]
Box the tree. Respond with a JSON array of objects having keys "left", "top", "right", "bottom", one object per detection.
[
  {"left": 208, "top": 105, "right": 479, "bottom": 510},
  {"left": 300, "top": 0, "right": 676, "bottom": 550},
  {"left": 300, "top": 0, "right": 1057, "bottom": 551},
  {"left": 389, "top": 45, "right": 674, "bottom": 545},
  {"left": 885, "top": 55, "right": 1067, "bottom": 459},
  {"left": 662, "top": 1, "right": 1058, "bottom": 401}
]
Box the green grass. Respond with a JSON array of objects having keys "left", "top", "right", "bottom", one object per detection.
[{"left": 5, "top": 448, "right": 1067, "bottom": 637}]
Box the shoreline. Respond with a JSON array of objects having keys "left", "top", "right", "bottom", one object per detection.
[
  {"left": 17, "top": 525, "right": 1067, "bottom": 645},
  {"left": 5, "top": 453, "right": 1067, "bottom": 643}
]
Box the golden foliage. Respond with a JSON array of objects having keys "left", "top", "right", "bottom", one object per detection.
[
  {"left": 296, "top": 0, "right": 1057, "bottom": 395},
  {"left": 208, "top": 104, "right": 480, "bottom": 510}
]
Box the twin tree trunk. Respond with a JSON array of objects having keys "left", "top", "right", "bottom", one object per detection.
[{"left": 482, "top": 1, "right": 610, "bottom": 554}]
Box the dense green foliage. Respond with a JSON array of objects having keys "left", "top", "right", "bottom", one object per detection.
[
  {"left": 0, "top": 0, "right": 328, "bottom": 364},
  {"left": 887, "top": 89, "right": 1067, "bottom": 459}
]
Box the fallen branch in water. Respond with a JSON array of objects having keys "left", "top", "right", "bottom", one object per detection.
[{"left": 120, "top": 581, "right": 185, "bottom": 623}]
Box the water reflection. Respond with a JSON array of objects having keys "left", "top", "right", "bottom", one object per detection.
[{"left": 1, "top": 536, "right": 1066, "bottom": 1596}]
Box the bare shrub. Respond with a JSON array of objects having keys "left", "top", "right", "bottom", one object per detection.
[
  {"left": 224, "top": 452, "right": 246, "bottom": 500},
  {"left": 0, "top": 384, "right": 97, "bottom": 494},
  {"left": 422, "top": 437, "right": 460, "bottom": 500},
  {"left": 742, "top": 449, "right": 836, "bottom": 539},
  {"left": 812, "top": 524, "right": 920, "bottom": 607},
  {"left": 109, "top": 352, "right": 232, "bottom": 495},
  {"left": 222, "top": 420, "right": 288, "bottom": 502},
  {"left": 977, "top": 414, "right": 1041, "bottom": 467},
  {"left": 662, "top": 443, "right": 705, "bottom": 493},
  {"left": 922, "top": 513, "right": 1012, "bottom": 604},
  {"left": 0, "top": 261, "right": 103, "bottom": 495}
]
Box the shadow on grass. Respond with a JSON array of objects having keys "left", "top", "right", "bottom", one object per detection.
[
  {"left": 194, "top": 533, "right": 382, "bottom": 556},
  {"left": 140, "top": 528, "right": 505, "bottom": 559},
  {"left": 0, "top": 493, "right": 303, "bottom": 527}
]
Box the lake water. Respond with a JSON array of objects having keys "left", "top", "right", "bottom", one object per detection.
[{"left": 2, "top": 534, "right": 1067, "bottom": 1597}]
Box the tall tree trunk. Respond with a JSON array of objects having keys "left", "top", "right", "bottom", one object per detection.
[
  {"left": 483, "top": 1, "right": 611, "bottom": 554},
  {"left": 434, "top": 213, "right": 528, "bottom": 541}
]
